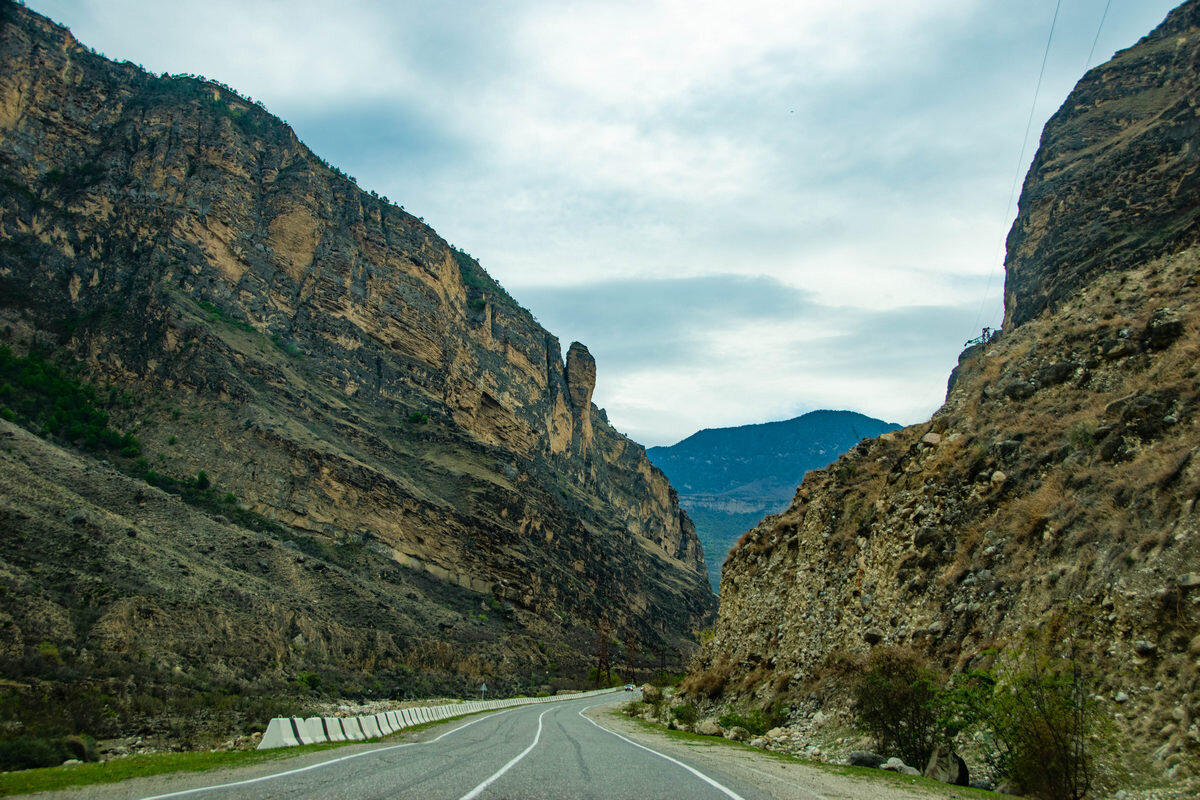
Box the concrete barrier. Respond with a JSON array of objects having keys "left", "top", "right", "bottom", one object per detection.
[
  {"left": 259, "top": 717, "right": 301, "bottom": 749},
  {"left": 258, "top": 687, "right": 622, "bottom": 749},
  {"left": 342, "top": 717, "right": 365, "bottom": 741},
  {"left": 291, "top": 717, "right": 318, "bottom": 745},
  {"left": 360, "top": 715, "right": 382, "bottom": 739},
  {"left": 302, "top": 717, "right": 328, "bottom": 744}
]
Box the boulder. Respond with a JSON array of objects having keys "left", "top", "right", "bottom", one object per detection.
[
  {"left": 725, "top": 726, "right": 750, "bottom": 742},
  {"left": 1035, "top": 361, "right": 1076, "bottom": 387},
  {"left": 1143, "top": 308, "right": 1184, "bottom": 349},
  {"left": 765, "top": 727, "right": 788, "bottom": 739},
  {"left": 848, "top": 751, "right": 885, "bottom": 768},
  {"left": 924, "top": 744, "right": 970, "bottom": 786},
  {"left": 696, "top": 719, "right": 722, "bottom": 736},
  {"left": 881, "top": 757, "right": 907, "bottom": 772},
  {"left": 1003, "top": 380, "right": 1036, "bottom": 400}
]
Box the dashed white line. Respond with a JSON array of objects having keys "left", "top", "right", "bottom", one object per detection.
[{"left": 457, "top": 706, "right": 550, "bottom": 800}]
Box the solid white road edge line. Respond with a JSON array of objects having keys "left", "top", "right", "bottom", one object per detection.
[
  {"left": 138, "top": 705, "right": 523, "bottom": 800},
  {"left": 578, "top": 703, "right": 748, "bottom": 800},
  {"left": 457, "top": 707, "right": 550, "bottom": 800}
]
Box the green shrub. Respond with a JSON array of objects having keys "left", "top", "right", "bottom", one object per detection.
[
  {"left": 671, "top": 703, "right": 698, "bottom": 725},
  {"left": 987, "top": 654, "right": 1109, "bottom": 800},
  {"left": 852, "top": 647, "right": 946, "bottom": 768},
  {"left": 0, "top": 737, "right": 68, "bottom": 770},
  {"left": 717, "top": 709, "right": 769, "bottom": 736},
  {"left": 0, "top": 735, "right": 97, "bottom": 771},
  {"left": 650, "top": 671, "right": 684, "bottom": 687},
  {"left": 0, "top": 347, "right": 137, "bottom": 458}
]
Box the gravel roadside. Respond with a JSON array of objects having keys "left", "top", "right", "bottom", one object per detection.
[{"left": 586, "top": 705, "right": 996, "bottom": 800}]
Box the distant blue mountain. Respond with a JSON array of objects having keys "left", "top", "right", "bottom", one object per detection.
[{"left": 648, "top": 410, "right": 901, "bottom": 591}]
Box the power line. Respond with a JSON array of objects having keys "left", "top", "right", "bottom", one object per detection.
[
  {"left": 975, "top": 0, "right": 1064, "bottom": 332},
  {"left": 1084, "top": 0, "right": 1113, "bottom": 73}
]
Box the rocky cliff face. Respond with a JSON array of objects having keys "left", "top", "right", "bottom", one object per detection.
[
  {"left": 687, "top": 1, "right": 1200, "bottom": 779},
  {"left": 0, "top": 1, "right": 713, "bottom": 723}
]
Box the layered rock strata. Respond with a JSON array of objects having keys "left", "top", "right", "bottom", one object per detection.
[{"left": 0, "top": 1, "right": 713, "bottom": 705}]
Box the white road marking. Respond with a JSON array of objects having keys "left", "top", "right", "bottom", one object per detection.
[
  {"left": 457, "top": 707, "right": 550, "bottom": 800},
  {"left": 578, "top": 704, "right": 748, "bottom": 800},
  {"left": 139, "top": 705, "right": 520, "bottom": 800}
]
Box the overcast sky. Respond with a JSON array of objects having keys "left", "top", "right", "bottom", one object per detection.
[{"left": 25, "top": 0, "right": 1182, "bottom": 446}]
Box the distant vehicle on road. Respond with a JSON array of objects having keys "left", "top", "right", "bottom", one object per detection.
[{"left": 624, "top": 684, "right": 635, "bottom": 691}]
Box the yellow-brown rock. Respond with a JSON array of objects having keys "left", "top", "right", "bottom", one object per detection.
[{"left": 0, "top": 2, "right": 715, "bottom": 730}]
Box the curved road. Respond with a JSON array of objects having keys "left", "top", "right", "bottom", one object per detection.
[{"left": 138, "top": 694, "right": 770, "bottom": 800}]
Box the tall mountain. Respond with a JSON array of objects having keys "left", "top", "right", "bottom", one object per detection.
[
  {"left": 0, "top": 2, "right": 713, "bottom": 738},
  {"left": 685, "top": 0, "right": 1200, "bottom": 780},
  {"left": 647, "top": 410, "right": 900, "bottom": 591}
]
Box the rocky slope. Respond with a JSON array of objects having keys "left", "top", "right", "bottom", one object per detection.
[
  {"left": 686, "top": 0, "right": 1200, "bottom": 784},
  {"left": 0, "top": 2, "right": 713, "bottom": 739},
  {"left": 647, "top": 410, "right": 900, "bottom": 591}
]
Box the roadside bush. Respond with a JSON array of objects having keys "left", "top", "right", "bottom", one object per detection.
[
  {"left": 852, "top": 647, "right": 946, "bottom": 768},
  {"left": 849, "top": 640, "right": 1114, "bottom": 800},
  {"left": 671, "top": 703, "right": 698, "bottom": 725},
  {"left": 987, "top": 653, "right": 1109, "bottom": 800},
  {"left": 649, "top": 671, "right": 684, "bottom": 687},
  {"left": 717, "top": 709, "right": 769, "bottom": 737},
  {"left": 679, "top": 656, "right": 730, "bottom": 700},
  {"left": 0, "top": 735, "right": 97, "bottom": 770}
]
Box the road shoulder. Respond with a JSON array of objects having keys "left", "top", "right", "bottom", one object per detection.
[{"left": 585, "top": 703, "right": 1000, "bottom": 800}]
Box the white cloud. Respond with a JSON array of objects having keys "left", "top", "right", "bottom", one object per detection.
[{"left": 23, "top": 0, "right": 1185, "bottom": 446}]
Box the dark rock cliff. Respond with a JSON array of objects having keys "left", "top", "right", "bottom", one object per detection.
[
  {"left": 0, "top": 1, "right": 713, "bottom": 724},
  {"left": 687, "top": 1, "right": 1200, "bottom": 781},
  {"left": 1005, "top": 0, "right": 1200, "bottom": 328}
]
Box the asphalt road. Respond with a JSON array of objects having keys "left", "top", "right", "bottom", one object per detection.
[{"left": 136, "top": 694, "right": 771, "bottom": 800}]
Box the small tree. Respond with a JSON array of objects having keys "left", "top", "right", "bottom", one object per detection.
[
  {"left": 988, "top": 652, "right": 1107, "bottom": 800},
  {"left": 852, "top": 647, "right": 946, "bottom": 767}
]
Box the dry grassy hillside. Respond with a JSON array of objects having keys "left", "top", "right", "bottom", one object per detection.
[{"left": 684, "top": 2, "right": 1200, "bottom": 792}]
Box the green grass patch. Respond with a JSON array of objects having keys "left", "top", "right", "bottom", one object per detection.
[
  {"left": 0, "top": 704, "right": 505, "bottom": 796},
  {"left": 0, "top": 705, "right": 504, "bottom": 795},
  {"left": 194, "top": 299, "right": 255, "bottom": 333},
  {"left": 0, "top": 742, "right": 344, "bottom": 797},
  {"left": 0, "top": 346, "right": 140, "bottom": 456}
]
